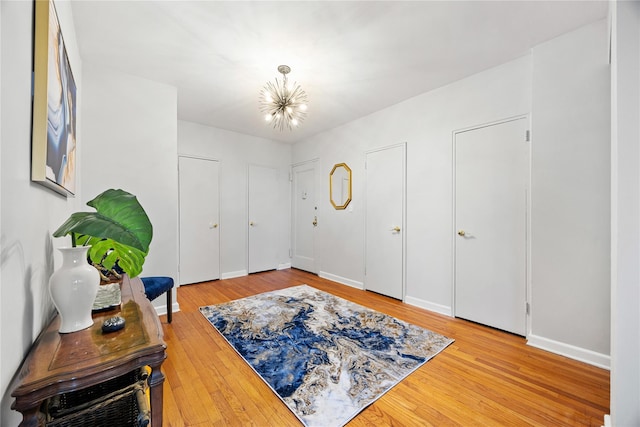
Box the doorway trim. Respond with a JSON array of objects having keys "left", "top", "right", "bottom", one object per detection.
[{"left": 451, "top": 115, "right": 531, "bottom": 336}]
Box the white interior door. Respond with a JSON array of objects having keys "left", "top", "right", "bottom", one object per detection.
[
  {"left": 365, "top": 144, "right": 406, "bottom": 300},
  {"left": 291, "top": 161, "right": 318, "bottom": 273},
  {"left": 248, "top": 164, "right": 279, "bottom": 273},
  {"left": 454, "top": 118, "right": 528, "bottom": 336},
  {"left": 178, "top": 156, "right": 220, "bottom": 285}
]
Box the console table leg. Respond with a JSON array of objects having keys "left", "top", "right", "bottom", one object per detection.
[
  {"left": 17, "top": 407, "right": 45, "bottom": 427},
  {"left": 148, "top": 363, "right": 165, "bottom": 427}
]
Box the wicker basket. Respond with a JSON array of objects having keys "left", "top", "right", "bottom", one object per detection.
[{"left": 44, "top": 369, "right": 150, "bottom": 427}]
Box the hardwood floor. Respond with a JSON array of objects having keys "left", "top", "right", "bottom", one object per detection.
[{"left": 159, "top": 269, "right": 609, "bottom": 426}]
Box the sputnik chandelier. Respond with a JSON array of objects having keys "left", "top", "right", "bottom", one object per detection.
[{"left": 259, "top": 65, "right": 308, "bottom": 131}]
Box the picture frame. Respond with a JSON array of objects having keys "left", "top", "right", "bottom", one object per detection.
[{"left": 31, "top": 0, "right": 77, "bottom": 196}]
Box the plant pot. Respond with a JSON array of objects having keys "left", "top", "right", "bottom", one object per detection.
[{"left": 49, "top": 246, "right": 100, "bottom": 333}]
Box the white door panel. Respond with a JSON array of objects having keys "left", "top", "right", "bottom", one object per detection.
[
  {"left": 455, "top": 118, "right": 528, "bottom": 336},
  {"left": 365, "top": 144, "right": 406, "bottom": 300},
  {"left": 178, "top": 156, "right": 220, "bottom": 285},
  {"left": 292, "top": 162, "right": 318, "bottom": 273},
  {"left": 248, "top": 164, "right": 279, "bottom": 273}
]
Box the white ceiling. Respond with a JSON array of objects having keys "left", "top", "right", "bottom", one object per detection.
[{"left": 70, "top": 1, "right": 608, "bottom": 143}]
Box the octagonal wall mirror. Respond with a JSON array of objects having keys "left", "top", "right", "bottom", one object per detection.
[{"left": 329, "top": 163, "right": 352, "bottom": 210}]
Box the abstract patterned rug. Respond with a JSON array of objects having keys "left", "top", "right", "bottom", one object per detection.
[{"left": 200, "top": 285, "right": 454, "bottom": 427}]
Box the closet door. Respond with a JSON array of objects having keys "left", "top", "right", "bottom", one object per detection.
[
  {"left": 178, "top": 156, "right": 220, "bottom": 285},
  {"left": 454, "top": 118, "right": 528, "bottom": 336},
  {"left": 365, "top": 143, "right": 406, "bottom": 300},
  {"left": 248, "top": 164, "right": 279, "bottom": 273}
]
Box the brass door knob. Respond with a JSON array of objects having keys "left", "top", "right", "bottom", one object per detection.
[
  {"left": 392, "top": 226, "right": 401, "bottom": 232},
  {"left": 312, "top": 216, "right": 318, "bottom": 226},
  {"left": 458, "top": 230, "right": 466, "bottom": 236}
]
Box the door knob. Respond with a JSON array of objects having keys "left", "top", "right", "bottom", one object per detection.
[
  {"left": 458, "top": 230, "right": 466, "bottom": 236},
  {"left": 312, "top": 216, "right": 318, "bottom": 226},
  {"left": 391, "top": 226, "right": 401, "bottom": 232}
]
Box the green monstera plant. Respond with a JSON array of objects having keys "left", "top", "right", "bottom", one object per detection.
[{"left": 53, "top": 189, "right": 153, "bottom": 281}]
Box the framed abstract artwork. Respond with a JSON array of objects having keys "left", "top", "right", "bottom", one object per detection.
[{"left": 31, "top": 0, "right": 77, "bottom": 196}]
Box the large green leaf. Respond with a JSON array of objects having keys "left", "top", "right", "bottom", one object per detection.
[
  {"left": 53, "top": 189, "right": 152, "bottom": 252},
  {"left": 86, "top": 237, "right": 147, "bottom": 278}
]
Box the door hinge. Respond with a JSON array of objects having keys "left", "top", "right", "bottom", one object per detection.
[
  {"left": 289, "top": 248, "right": 292, "bottom": 258},
  {"left": 289, "top": 171, "right": 293, "bottom": 182},
  {"left": 525, "top": 130, "right": 530, "bottom": 142},
  {"left": 526, "top": 302, "right": 530, "bottom": 315}
]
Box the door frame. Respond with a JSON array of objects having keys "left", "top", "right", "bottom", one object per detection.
[
  {"left": 290, "top": 158, "right": 320, "bottom": 274},
  {"left": 451, "top": 115, "right": 531, "bottom": 336},
  {"left": 364, "top": 142, "right": 407, "bottom": 300},
  {"left": 177, "top": 154, "right": 221, "bottom": 286}
]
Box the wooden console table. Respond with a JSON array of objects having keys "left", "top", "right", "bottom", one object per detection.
[{"left": 11, "top": 276, "right": 167, "bottom": 427}]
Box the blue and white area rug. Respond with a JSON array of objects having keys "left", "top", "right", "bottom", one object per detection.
[{"left": 200, "top": 285, "right": 454, "bottom": 427}]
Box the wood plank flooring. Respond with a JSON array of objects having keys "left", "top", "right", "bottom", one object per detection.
[{"left": 159, "top": 269, "right": 609, "bottom": 426}]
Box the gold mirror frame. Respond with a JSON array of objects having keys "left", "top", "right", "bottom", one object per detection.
[{"left": 329, "top": 163, "right": 352, "bottom": 210}]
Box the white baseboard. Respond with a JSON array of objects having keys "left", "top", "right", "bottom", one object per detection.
[
  {"left": 318, "top": 271, "right": 364, "bottom": 290},
  {"left": 404, "top": 296, "right": 452, "bottom": 317},
  {"left": 221, "top": 270, "right": 248, "bottom": 280},
  {"left": 527, "top": 334, "right": 611, "bottom": 370},
  {"left": 153, "top": 302, "right": 180, "bottom": 318},
  {"left": 220, "top": 266, "right": 290, "bottom": 279}
]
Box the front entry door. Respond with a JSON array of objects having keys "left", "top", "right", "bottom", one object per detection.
[
  {"left": 178, "top": 156, "right": 220, "bottom": 285},
  {"left": 248, "top": 164, "right": 279, "bottom": 273},
  {"left": 454, "top": 118, "right": 529, "bottom": 336},
  {"left": 365, "top": 143, "right": 406, "bottom": 300},
  {"left": 291, "top": 161, "right": 318, "bottom": 273}
]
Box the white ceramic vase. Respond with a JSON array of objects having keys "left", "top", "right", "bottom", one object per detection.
[{"left": 49, "top": 246, "right": 100, "bottom": 333}]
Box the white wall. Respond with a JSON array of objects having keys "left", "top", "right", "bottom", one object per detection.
[
  {"left": 294, "top": 55, "right": 532, "bottom": 312},
  {"left": 178, "top": 121, "right": 292, "bottom": 278},
  {"left": 610, "top": 1, "right": 640, "bottom": 424},
  {"left": 0, "top": 2, "right": 3, "bottom": 416},
  {"left": 0, "top": 2, "right": 83, "bottom": 424},
  {"left": 294, "top": 20, "right": 611, "bottom": 367},
  {"left": 81, "top": 62, "right": 179, "bottom": 315},
  {"left": 529, "top": 19, "right": 611, "bottom": 364}
]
